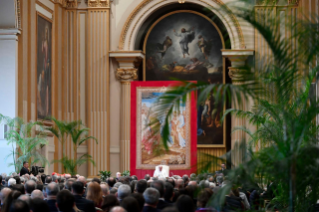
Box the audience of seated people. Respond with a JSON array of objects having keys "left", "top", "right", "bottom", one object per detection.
[{"left": 0, "top": 168, "right": 279, "bottom": 212}]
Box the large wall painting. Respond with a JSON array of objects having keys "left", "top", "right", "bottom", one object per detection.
[
  {"left": 144, "top": 11, "right": 225, "bottom": 147},
  {"left": 36, "top": 13, "right": 52, "bottom": 120},
  {"left": 131, "top": 82, "right": 197, "bottom": 174}
]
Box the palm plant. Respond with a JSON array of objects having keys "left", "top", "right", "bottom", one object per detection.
[
  {"left": 46, "top": 117, "right": 81, "bottom": 157},
  {"left": 122, "top": 170, "right": 130, "bottom": 177},
  {"left": 47, "top": 117, "right": 97, "bottom": 174},
  {"left": 0, "top": 114, "right": 48, "bottom": 173},
  {"left": 149, "top": 3, "right": 319, "bottom": 211}
]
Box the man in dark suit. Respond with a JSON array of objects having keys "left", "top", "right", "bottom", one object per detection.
[
  {"left": 151, "top": 181, "right": 172, "bottom": 210},
  {"left": 72, "top": 181, "right": 95, "bottom": 212},
  {"left": 46, "top": 182, "right": 60, "bottom": 212},
  {"left": 143, "top": 188, "right": 160, "bottom": 212},
  {"left": 20, "top": 161, "right": 30, "bottom": 176}
]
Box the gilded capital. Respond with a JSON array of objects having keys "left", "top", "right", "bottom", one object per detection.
[
  {"left": 116, "top": 68, "right": 138, "bottom": 82},
  {"left": 228, "top": 67, "right": 241, "bottom": 79}
]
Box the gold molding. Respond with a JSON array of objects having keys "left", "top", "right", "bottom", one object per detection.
[
  {"left": 87, "top": 0, "right": 109, "bottom": 8},
  {"left": 118, "top": 0, "right": 245, "bottom": 50},
  {"left": 15, "top": 0, "right": 21, "bottom": 29},
  {"left": 116, "top": 68, "right": 138, "bottom": 82},
  {"left": 36, "top": 0, "right": 54, "bottom": 14}
]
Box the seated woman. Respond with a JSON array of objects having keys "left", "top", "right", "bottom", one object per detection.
[{"left": 86, "top": 182, "right": 103, "bottom": 210}]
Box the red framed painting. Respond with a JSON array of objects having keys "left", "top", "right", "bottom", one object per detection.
[{"left": 131, "top": 81, "right": 197, "bottom": 178}]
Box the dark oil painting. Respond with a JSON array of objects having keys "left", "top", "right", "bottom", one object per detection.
[{"left": 37, "top": 15, "right": 52, "bottom": 120}]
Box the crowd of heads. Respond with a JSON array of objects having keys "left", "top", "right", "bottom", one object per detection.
[{"left": 0, "top": 163, "right": 257, "bottom": 212}]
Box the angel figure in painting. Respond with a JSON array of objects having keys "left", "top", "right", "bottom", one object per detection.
[
  {"left": 197, "top": 35, "right": 212, "bottom": 60},
  {"left": 174, "top": 28, "right": 195, "bottom": 58},
  {"left": 157, "top": 36, "right": 173, "bottom": 59}
]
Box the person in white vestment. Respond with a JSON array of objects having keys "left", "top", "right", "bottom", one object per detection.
[{"left": 153, "top": 165, "right": 169, "bottom": 178}]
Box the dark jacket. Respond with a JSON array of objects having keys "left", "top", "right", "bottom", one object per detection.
[
  {"left": 157, "top": 199, "right": 172, "bottom": 210},
  {"left": 46, "top": 199, "right": 58, "bottom": 212},
  {"left": 20, "top": 167, "right": 30, "bottom": 176},
  {"left": 74, "top": 195, "right": 96, "bottom": 212},
  {"left": 143, "top": 206, "right": 160, "bottom": 212}
]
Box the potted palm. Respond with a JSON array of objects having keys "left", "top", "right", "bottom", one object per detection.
[
  {"left": 0, "top": 114, "right": 48, "bottom": 173},
  {"left": 151, "top": 2, "right": 319, "bottom": 211}
]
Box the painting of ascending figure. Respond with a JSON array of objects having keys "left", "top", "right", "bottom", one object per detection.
[
  {"left": 135, "top": 86, "right": 191, "bottom": 170},
  {"left": 144, "top": 11, "right": 225, "bottom": 146},
  {"left": 36, "top": 13, "right": 52, "bottom": 120},
  {"left": 144, "top": 11, "right": 224, "bottom": 82}
]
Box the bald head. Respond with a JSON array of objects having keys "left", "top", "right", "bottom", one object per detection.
[
  {"left": 176, "top": 179, "right": 184, "bottom": 189},
  {"left": 0, "top": 187, "right": 11, "bottom": 202},
  {"left": 188, "top": 181, "right": 197, "bottom": 186},
  {"left": 31, "top": 189, "right": 44, "bottom": 199},
  {"left": 110, "top": 206, "right": 127, "bottom": 212},
  {"left": 100, "top": 183, "right": 109, "bottom": 196},
  {"left": 77, "top": 176, "right": 86, "bottom": 186}
]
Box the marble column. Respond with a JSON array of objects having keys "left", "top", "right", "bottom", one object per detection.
[
  {"left": 222, "top": 50, "right": 254, "bottom": 167},
  {"left": 109, "top": 51, "right": 144, "bottom": 172}
]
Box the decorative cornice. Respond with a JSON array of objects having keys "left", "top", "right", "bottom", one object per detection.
[
  {"left": 116, "top": 68, "right": 138, "bottom": 82},
  {"left": 228, "top": 67, "right": 241, "bottom": 79},
  {"left": 119, "top": 0, "right": 246, "bottom": 50},
  {"left": 87, "top": 0, "right": 109, "bottom": 8}
]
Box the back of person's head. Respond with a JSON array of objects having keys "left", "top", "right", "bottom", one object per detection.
[
  {"left": 9, "top": 199, "right": 30, "bottom": 212},
  {"left": 36, "top": 183, "right": 43, "bottom": 192},
  {"left": 30, "top": 198, "right": 50, "bottom": 212},
  {"left": 11, "top": 191, "right": 22, "bottom": 200},
  {"left": 52, "top": 175, "right": 58, "bottom": 183},
  {"left": 46, "top": 183, "right": 60, "bottom": 197},
  {"left": 45, "top": 176, "right": 52, "bottom": 184},
  {"left": 107, "top": 177, "right": 116, "bottom": 188},
  {"left": 13, "top": 176, "right": 21, "bottom": 185},
  {"left": 216, "top": 176, "right": 223, "bottom": 184},
  {"left": 151, "top": 180, "right": 165, "bottom": 198},
  {"left": 164, "top": 182, "right": 174, "bottom": 202},
  {"left": 24, "top": 180, "right": 36, "bottom": 194},
  {"left": 197, "top": 189, "right": 213, "bottom": 208},
  {"left": 131, "top": 175, "right": 138, "bottom": 181},
  {"left": 143, "top": 188, "right": 159, "bottom": 206},
  {"left": 101, "top": 194, "right": 119, "bottom": 211},
  {"left": 100, "top": 183, "right": 109, "bottom": 196},
  {"left": 87, "top": 182, "right": 103, "bottom": 206},
  {"left": 135, "top": 180, "right": 147, "bottom": 194},
  {"left": 176, "top": 195, "right": 194, "bottom": 212},
  {"left": 17, "top": 195, "right": 31, "bottom": 207},
  {"left": 31, "top": 189, "right": 44, "bottom": 200},
  {"left": 64, "top": 179, "right": 75, "bottom": 191},
  {"left": 40, "top": 174, "right": 46, "bottom": 184},
  {"left": 120, "top": 196, "right": 140, "bottom": 212},
  {"left": 71, "top": 181, "right": 84, "bottom": 195},
  {"left": 2, "top": 190, "right": 14, "bottom": 212},
  {"left": 118, "top": 184, "right": 131, "bottom": 200},
  {"left": 91, "top": 177, "right": 101, "bottom": 184},
  {"left": 144, "top": 174, "right": 150, "bottom": 181},
  {"left": 12, "top": 184, "right": 25, "bottom": 195},
  {"left": 8, "top": 178, "right": 17, "bottom": 187},
  {"left": 0, "top": 174, "right": 2, "bottom": 182},
  {"left": 130, "top": 193, "right": 144, "bottom": 212},
  {"left": 110, "top": 187, "right": 118, "bottom": 195},
  {"left": 109, "top": 206, "right": 127, "bottom": 212},
  {"left": 161, "top": 207, "right": 179, "bottom": 212},
  {"left": 56, "top": 190, "right": 75, "bottom": 212},
  {"left": 167, "top": 178, "right": 175, "bottom": 188},
  {"left": 130, "top": 180, "right": 137, "bottom": 193}
]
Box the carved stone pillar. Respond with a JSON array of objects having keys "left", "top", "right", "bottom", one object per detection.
[
  {"left": 109, "top": 51, "right": 144, "bottom": 172},
  {"left": 222, "top": 50, "right": 254, "bottom": 167}
]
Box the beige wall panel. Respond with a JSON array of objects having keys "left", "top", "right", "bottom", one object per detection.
[{"left": 88, "top": 9, "right": 110, "bottom": 177}]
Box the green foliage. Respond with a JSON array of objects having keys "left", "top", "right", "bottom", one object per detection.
[
  {"left": 47, "top": 117, "right": 97, "bottom": 174},
  {"left": 0, "top": 114, "right": 48, "bottom": 173},
  {"left": 52, "top": 154, "right": 95, "bottom": 176},
  {"left": 98, "top": 171, "right": 111, "bottom": 181},
  {"left": 122, "top": 170, "right": 130, "bottom": 177},
  {"left": 149, "top": 2, "right": 319, "bottom": 211}
]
